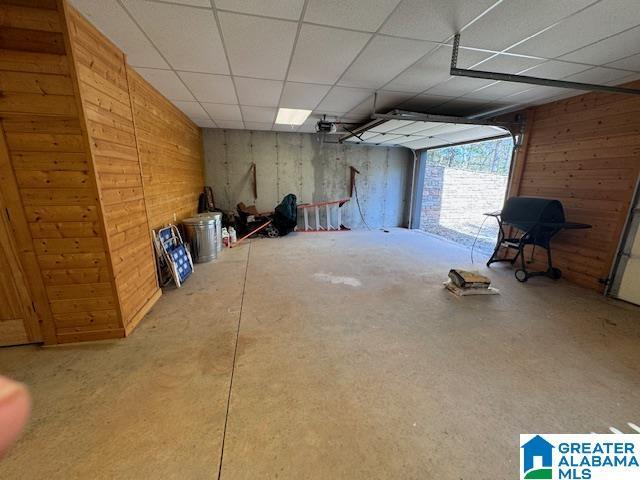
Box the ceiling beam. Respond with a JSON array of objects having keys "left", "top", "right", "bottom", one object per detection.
[{"left": 450, "top": 34, "right": 640, "bottom": 96}]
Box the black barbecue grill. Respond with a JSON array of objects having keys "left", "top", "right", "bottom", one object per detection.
[{"left": 485, "top": 197, "right": 591, "bottom": 282}]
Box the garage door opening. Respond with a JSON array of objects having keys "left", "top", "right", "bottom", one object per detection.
[{"left": 419, "top": 137, "right": 514, "bottom": 253}]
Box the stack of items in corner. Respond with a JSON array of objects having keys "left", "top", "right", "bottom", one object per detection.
[{"left": 444, "top": 269, "right": 499, "bottom": 296}]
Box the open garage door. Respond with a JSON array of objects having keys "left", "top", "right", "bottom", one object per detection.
[
  {"left": 339, "top": 109, "right": 518, "bottom": 150},
  {"left": 340, "top": 110, "right": 522, "bottom": 246}
]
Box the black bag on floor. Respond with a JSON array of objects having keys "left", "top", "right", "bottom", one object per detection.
[{"left": 272, "top": 194, "right": 297, "bottom": 236}]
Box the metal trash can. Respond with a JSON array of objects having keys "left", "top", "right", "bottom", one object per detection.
[
  {"left": 182, "top": 213, "right": 221, "bottom": 263},
  {"left": 196, "top": 212, "right": 222, "bottom": 253}
]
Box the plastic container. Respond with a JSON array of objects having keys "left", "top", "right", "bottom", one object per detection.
[
  {"left": 182, "top": 215, "right": 219, "bottom": 263},
  {"left": 229, "top": 227, "right": 237, "bottom": 244},
  {"left": 221, "top": 227, "right": 230, "bottom": 248}
]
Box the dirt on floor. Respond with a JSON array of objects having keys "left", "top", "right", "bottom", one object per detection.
[{"left": 1, "top": 229, "right": 639, "bottom": 479}]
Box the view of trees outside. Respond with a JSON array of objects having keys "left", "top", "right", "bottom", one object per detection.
[
  {"left": 426, "top": 137, "right": 513, "bottom": 175},
  {"left": 421, "top": 137, "right": 514, "bottom": 254}
]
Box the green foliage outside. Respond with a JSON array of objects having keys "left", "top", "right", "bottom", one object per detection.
[{"left": 425, "top": 137, "right": 514, "bottom": 176}]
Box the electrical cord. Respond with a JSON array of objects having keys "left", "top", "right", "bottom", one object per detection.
[
  {"left": 353, "top": 179, "right": 371, "bottom": 231},
  {"left": 470, "top": 215, "right": 490, "bottom": 264}
]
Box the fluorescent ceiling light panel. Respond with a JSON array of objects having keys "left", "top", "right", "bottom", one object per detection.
[{"left": 275, "top": 108, "right": 312, "bottom": 125}]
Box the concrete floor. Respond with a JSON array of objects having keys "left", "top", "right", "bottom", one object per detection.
[{"left": 1, "top": 229, "right": 639, "bottom": 479}]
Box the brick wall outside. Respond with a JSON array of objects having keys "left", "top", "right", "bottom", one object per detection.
[{"left": 420, "top": 166, "right": 507, "bottom": 252}]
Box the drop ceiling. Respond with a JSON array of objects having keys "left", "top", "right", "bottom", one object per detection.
[{"left": 70, "top": 0, "right": 640, "bottom": 132}]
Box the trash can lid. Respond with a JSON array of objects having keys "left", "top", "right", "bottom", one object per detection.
[
  {"left": 196, "top": 212, "right": 222, "bottom": 220},
  {"left": 183, "top": 214, "right": 219, "bottom": 226}
]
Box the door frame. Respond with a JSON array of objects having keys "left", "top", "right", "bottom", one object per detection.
[{"left": 606, "top": 173, "right": 640, "bottom": 302}]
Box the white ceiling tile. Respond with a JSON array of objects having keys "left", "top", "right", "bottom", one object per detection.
[
  {"left": 563, "top": 67, "right": 636, "bottom": 85},
  {"left": 216, "top": 120, "right": 246, "bottom": 129},
  {"left": 172, "top": 101, "right": 210, "bottom": 118},
  {"left": 241, "top": 106, "right": 277, "bottom": 123},
  {"left": 462, "top": 58, "right": 580, "bottom": 101},
  {"left": 473, "top": 54, "right": 545, "bottom": 74},
  {"left": 380, "top": 0, "right": 496, "bottom": 42},
  {"left": 462, "top": 81, "right": 531, "bottom": 100},
  {"left": 194, "top": 118, "right": 216, "bottom": 128},
  {"left": 346, "top": 91, "right": 414, "bottom": 117},
  {"left": 559, "top": 26, "right": 640, "bottom": 66},
  {"left": 273, "top": 123, "right": 299, "bottom": 133},
  {"left": 304, "top": 0, "right": 401, "bottom": 32},
  {"left": 69, "top": 0, "right": 169, "bottom": 69},
  {"left": 288, "top": 25, "right": 371, "bottom": 84},
  {"left": 202, "top": 103, "right": 243, "bottom": 121},
  {"left": 375, "top": 91, "right": 416, "bottom": 110},
  {"left": 424, "top": 76, "right": 495, "bottom": 97},
  {"left": 219, "top": 12, "right": 297, "bottom": 80},
  {"left": 280, "top": 82, "right": 332, "bottom": 109},
  {"left": 606, "top": 53, "right": 640, "bottom": 72},
  {"left": 134, "top": 68, "right": 194, "bottom": 101},
  {"left": 385, "top": 47, "right": 491, "bottom": 93},
  {"left": 297, "top": 116, "right": 321, "bottom": 133},
  {"left": 122, "top": 0, "right": 228, "bottom": 74},
  {"left": 235, "top": 78, "right": 283, "bottom": 107},
  {"left": 510, "top": 0, "right": 640, "bottom": 58},
  {"left": 244, "top": 121, "right": 274, "bottom": 131},
  {"left": 397, "top": 94, "right": 453, "bottom": 112},
  {"left": 519, "top": 60, "right": 592, "bottom": 78},
  {"left": 214, "top": 0, "right": 305, "bottom": 20},
  {"left": 503, "top": 85, "right": 579, "bottom": 103},
  {"left": 461, "top": 0, "right": 595, "bottom": 51},
  {"left": 604, "top": 72, "right": 640, "bottom": 86},
  {"left": 177, "top": 72, "right": 237, "bottom": 103},
  {"left": 316, "top": 86, "right": 373, "bottom": 113},
  {"left": 339, "top": 36, "right": 435, "bottom": 89}
]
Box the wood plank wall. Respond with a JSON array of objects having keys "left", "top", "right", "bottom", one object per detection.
[
  {"left": 65, "top": 6, "right": 160, "bottom": 330},
  {"left": 0, "top": 0, "right": 121, "bottom": 343},
  {"left": 513, "top": 81, "right": 640, "bottom": 292},
  {"left": 127, "top": 67, "right": 204, "bottom": 230}
]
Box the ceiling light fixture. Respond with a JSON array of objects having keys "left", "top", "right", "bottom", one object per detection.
[{"left": 275, "top": 108, "right": 312, "bottom": 125}]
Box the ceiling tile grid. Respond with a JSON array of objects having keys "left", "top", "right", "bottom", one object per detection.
[{"left": 69, "top": 0, "right": 640, "bottom": 133}]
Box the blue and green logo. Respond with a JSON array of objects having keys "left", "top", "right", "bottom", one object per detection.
[{"left": 521, "top": 435, "right": 554, "bottom": 479}]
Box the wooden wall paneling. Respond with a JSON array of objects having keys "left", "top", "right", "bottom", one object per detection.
[
  {"left": 64, "top": 3, "right": 159, "bottom": 331},
  {"left": 0, "top": 128, "right": 48, "bottom": 344},
  {"left": 0, "top": 0, "right": 124, "bottom": 344},
  {"left": 127, "top": 66, "right": 204, "bottom": 230},
  {"left": 123, "top": 63, "right": 161, "bottom": 331},
  {"left": 508, "top": 82, "right": 640, "bottom": 292},
  {"left": 47, "top": 0, "right": 125, "bottom": 343}
]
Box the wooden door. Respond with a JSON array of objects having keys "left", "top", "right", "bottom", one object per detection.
[{"left": 0, "top": 187, "right": 41, "bottom": 346}]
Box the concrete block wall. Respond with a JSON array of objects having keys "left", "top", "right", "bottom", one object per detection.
[{"left": 202, "top": 129, "right": 413, "bottom": 229}]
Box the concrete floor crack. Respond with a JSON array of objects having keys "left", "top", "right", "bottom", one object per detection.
[{"left": 217, "top": 240, "right": 252, "bottom": 480}]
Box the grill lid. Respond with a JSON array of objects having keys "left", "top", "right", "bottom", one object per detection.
[{"left": 502, "top": 197, "right": 565, "bottom": 224}]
